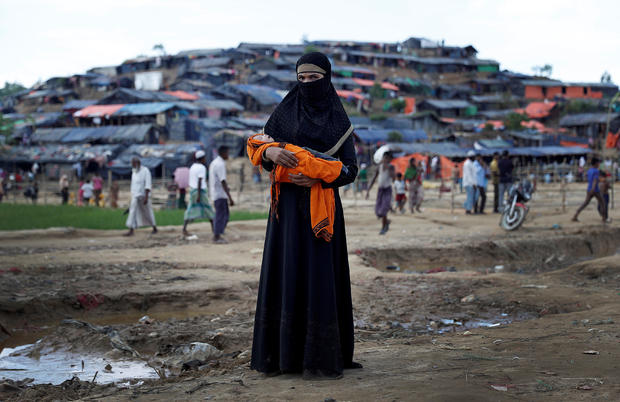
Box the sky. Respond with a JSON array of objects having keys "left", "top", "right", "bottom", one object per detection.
[{"left": 1, "top": 0, "right": 619, "bottom": 88}]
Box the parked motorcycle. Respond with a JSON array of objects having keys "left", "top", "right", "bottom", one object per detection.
[{"left": 500, "top": 179, "right": 532, "bottom": 231}]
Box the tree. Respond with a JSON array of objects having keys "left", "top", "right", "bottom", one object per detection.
[
  {"left": 531, "top": 64, "right": 553, "bottom": 78},
  {"left": 152, "top": 43, "right": 166, "bottom": 56},
  {"left": 0, "top": 113, "right": 15, "bottom": 140},
  {"left": 387, "top": 131, "right": 404, "bottom": 142},
  {"left": 0, "top": 82, "right": 26, "bottom": 99},
  {"left": 304, "top": 44, "right": 320, "bottom": 54},
  {"left": 391, "top": 99, "right": 406, "bottom": 113},
  {"left": 601, "top": 71, "right": 612, "bottom": 83},
  {"left": 369, "top": 83, "right": 384, "bottom": 99},
  {"left": 503, "top": 112, "right": 529, "bottom": 131},
  {"left": 564, "top": 99, "right": 599, "bottom": 115},
  {"left": 540, "top": 64, "right": 553, "bottom": 78}
]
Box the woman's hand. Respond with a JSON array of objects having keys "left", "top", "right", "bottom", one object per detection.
[
  {"left": 289, "top": 173, "right": 319, "bottom": 187},
  {"left": 264, "top": 147, "right": 298, "bottom": 168}
]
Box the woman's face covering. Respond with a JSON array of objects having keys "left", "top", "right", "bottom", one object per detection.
[{"left": 297, "top": 72, "right": 329, "bottom": 102}]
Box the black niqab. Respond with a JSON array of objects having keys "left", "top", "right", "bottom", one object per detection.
[{"left": 263, "top": 52, "right": 352, "bottom": 154}]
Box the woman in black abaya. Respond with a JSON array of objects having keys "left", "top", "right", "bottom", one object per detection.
[{"left": 251, "top": 52, "right": 359, "bottom": 379}]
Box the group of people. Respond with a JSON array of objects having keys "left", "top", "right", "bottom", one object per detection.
[
  {"left": 461, "top": 150, "right": 515, "bottom": 215},
  {"left": 124, "top": 146, "right": 235, "bottom": 243},
  {"left": 365, "top": 153, "right": 425, "bottom": 234}
]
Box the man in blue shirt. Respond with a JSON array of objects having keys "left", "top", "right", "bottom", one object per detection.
[{"left": 572, "top": 158, "right": 608, "bottom": 223}]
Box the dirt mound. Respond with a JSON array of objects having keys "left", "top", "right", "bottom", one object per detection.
[
  {"left": 361, "top": 227, "right": 620, "bottom": 273},
  {"left": 547, "top": 254, "right": 620, "bottom": 284}
]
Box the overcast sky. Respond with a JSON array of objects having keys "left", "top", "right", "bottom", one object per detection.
[{"left": 1, "top": 0, "right": 618, "bottom": 87}]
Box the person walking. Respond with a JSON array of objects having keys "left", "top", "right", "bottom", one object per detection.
[
  {"left": 367, "top": 152, "right": 394, "bottom": 234},
  {"left": 183, "top": 150, "right": 214, "bottom": 236},
  {"left": 490, "top": 152, "right": 500, "bottom": 213},
  {"left": 124, "top": 157, "right": 157, "bottom": 236},
  {"left": 251, "top": 52, "right": 360, "bottom": 380},
  {"left": 208, "top": 146, "right": 234, "bottom": 243},
  {"left": 59, "top": 174, "right": 70, "bottom": 205},
  {"left": 498, "top": 150, "right": 513, "bottom": 212},
  {"left": 92, "top": 172, "right": 103, "bottom": 207},
  {"left": 572, "top": 159, "right": 608, "bottom": 223},
  {"left": 462, "top": 150, "right": 476, "bottom": 214}
]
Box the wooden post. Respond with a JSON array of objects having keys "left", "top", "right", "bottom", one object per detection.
[
  {"left": 561, "top": 178, "right": 566, "bottom": 213},
  {"left": 42, "top": 173, "right": 47, "bottom": 205},
  {"left": 451, "top": 170, "right": 456, "bottom": 215}
]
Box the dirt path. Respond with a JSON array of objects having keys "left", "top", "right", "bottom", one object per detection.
[{"left": 1, "top": 188, "right": 619, "bottom": 401}]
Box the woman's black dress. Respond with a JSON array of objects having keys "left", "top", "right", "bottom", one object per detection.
[{"left": 251, "top": 135, "right": 358, "bottom": 376}]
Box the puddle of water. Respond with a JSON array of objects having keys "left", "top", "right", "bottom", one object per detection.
[{"left": 0, "top": 341, "right": 159, "bottom": 385}]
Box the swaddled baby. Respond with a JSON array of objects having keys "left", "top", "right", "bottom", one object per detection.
[{"left": 247, "top": 133, "right": 348, "bottom": 241}]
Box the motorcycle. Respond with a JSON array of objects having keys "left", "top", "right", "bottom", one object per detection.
[{"left": 500, "top": 179, "right": 533, "bottom": 231}]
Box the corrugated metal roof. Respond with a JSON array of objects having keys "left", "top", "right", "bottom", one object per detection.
[
  {"left": 62, "top": 99, "right": 97, "bottom": 111},
  {"left": 197, "top": 99, "right": 244, "bottom": 111},
  {"left": 421, "top": 99, "right": 473, "bottom": 109},
  {"left": 560, "top": 113, "right": 620, "bottom": 126},
  {"left": 115, "top": 102, "right": 177, "bottom": 116},
  {"left": 190, "top": 57, "right": 232, "bottom": 69},
  {"left": 470, "top": 94, "right": 503, "bottom": 103}
]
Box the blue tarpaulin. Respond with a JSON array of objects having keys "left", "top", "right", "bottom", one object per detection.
[
  {"left": 355, "top": 129, "right": 428, "bottom": 144},
  {"left": 32, "top": 124, "right": 154, "bottom": 144},
  {"left": 115, "top": 102, "right": 177, "bottom": 116}
]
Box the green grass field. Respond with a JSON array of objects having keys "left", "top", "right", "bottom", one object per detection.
[{"left": 0, "top": 203, "right": 267, "bottom": 231}]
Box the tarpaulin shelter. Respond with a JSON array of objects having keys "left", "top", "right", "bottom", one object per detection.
[
  {"left": 212, "top": 129, "right": 254, "bottom": 157},
  {"left": 31, "top": 124, "right": 156, "bottom": 145},
  {"left": 74, "top": 104, "right": 125, "bottom": 118},
  {"left": 97, "top": 88, "right": 179, "bottom": 104},
  {"left": 391, "top": 153, "right": 463, "bottom": 179},
  {"left": 0, "top": 144, "right": 122, "bottom": 177},
  {"left": 108, "top": 143, "right": 202, "bottom": 177},
  {"left": 355, "top": 128, "right": 428, "bottom": 144}
]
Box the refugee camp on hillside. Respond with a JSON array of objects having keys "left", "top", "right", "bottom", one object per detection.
[{"left": 1, "top": 1, "right": 620, "bottom": 400}]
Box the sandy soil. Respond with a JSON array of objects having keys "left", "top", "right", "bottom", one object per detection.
[{"left": 1, "top": 183, "right": 619, "bottom": 401}]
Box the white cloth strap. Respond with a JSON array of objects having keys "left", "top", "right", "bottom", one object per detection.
[{"left": 325, "top": 125, "right": 354, "bottom": 156}]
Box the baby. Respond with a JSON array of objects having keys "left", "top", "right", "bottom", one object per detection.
[{"left": 247, "top": 133, "right": 348, "bottom": 241}]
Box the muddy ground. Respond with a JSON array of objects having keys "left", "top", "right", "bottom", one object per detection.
[{"left": 1, "top": 183, "right": 619, "bottom": 401}]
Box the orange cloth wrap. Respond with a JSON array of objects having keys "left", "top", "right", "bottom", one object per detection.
[{"left": 247, "top": 134, "right": 343, "bottom": 241}]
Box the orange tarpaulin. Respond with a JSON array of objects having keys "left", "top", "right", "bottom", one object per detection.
[
  {"left": 404, "top": 97, "right": 416, "bottom": 114},
  {"left": 524, "top": 101, "right": 556, "bottom": 119},
  {"left": 336, "top": 90, "right": 365, "bottom": 101},
  {"left": 351, "top": 78, "right": 399, "bottom": 91},
  {"left": 560, "top": 140, "right": 589, "bottom": 148},
  {"left": 164, "top": 90, "right": 199, "bottom": 101},
  {"left": 391, "top": 154, "right": 464, "bottom": 179},
  {"left": 606, "top": 132, "right": 620, "bottom": 149},
  {"left": 73, "top": 104, "right": 125, "bottom": 118}
]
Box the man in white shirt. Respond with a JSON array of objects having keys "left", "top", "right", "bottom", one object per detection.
[
  {"left": 125, "top": 157, "right": 157, "bottom": 236},
  {"left": 182, "top": 150, "right": 214, "bottom": 237},
  {"left": 208, "top": 146, "right": 234, "bottom": 243},
  {"left": 462, "top": 150, "right": 477, "bottom": 214}
]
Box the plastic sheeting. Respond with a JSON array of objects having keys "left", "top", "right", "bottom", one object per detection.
[
  {"left": 355, "top": 128, "right": 428, "bottom": 144},
  {"left": 108, "top": 143, "right": 202, "bottom": 176},
  {"left": 31, "top": 124, "right": 154, "bottom": 145}
]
